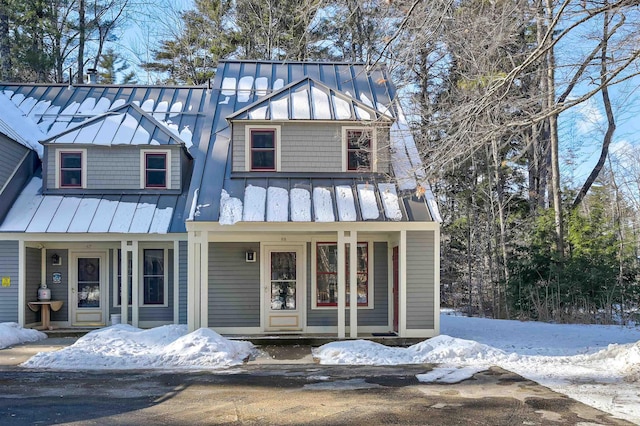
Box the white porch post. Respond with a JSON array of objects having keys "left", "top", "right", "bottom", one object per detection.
[
  {"left": 130, "top": 240, "right": 139, "bottom": 327},
  {"left": 337, "top": 230, "right": 346, "bottom": 338},
  {"left": 199, "top": 231, "right": 209, "bottom": 329},
  {"left": 187, "top": 231, "right": 201, "bottom": 332},
  {"left": 119, "top": 241, "right": 128, "bottom": 324},
  {"left": 18, "top": 240, "right": 25, "bottom": 327},
  {"left": 348, "top": 231, "right": 358, "bottom": 338},
  {"left": 173, "top": 240, "right": 180, "bottom": 324},
  {"left": 399, "top": 230, "right": 407, "bottom": 337}
]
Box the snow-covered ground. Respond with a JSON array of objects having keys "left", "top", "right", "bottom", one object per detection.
[
  {"left": 3, "top": 312, "right": 640, "bottom": 422},
  {"left": 0, "top": 322, "right": 46, "bottom": 349},
  {"left": 21, "top": 324, "right": 255, "bottom": 370},
  {"left": 314, "top": 310, "right": 640, "bottom": 423}
]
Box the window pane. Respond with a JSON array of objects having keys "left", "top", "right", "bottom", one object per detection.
[
  {"left": 61, "top": 170, "right": 82, "bottom": 186},
  {"left": 144, "top": 276, "right": 164, "bottom": 304},
  {"left": 146, "top": 170, "right": 166, "bottom": 187},
  {"left": 251, "top": 151, "right": 275, "bottom": 169},
  {"left": 146, "top": 154, "right": 166, "bottom": 170},
  {"left": 61, "top": 153, "right": 82, "bottom": 168},
  {"left": 144, "top": 249, "right": 164, "bottom": 275},
  {"left": 271, "top": 252, "right": 296, "bottom": 280},
  {"left": 317, "top": 244, "right": 337, "bottom": 273},
  {"left": 316, "top": 242, "right": 368, "bottom": 306},
  {"left": 271, "top": 282, "right": 296, "bottom": 310},
  {"left": 317, "top": 273, "right": 337, "bottom": 305},
  {"left": 251, "top": 130, "right": 275, "bottom": 148}
]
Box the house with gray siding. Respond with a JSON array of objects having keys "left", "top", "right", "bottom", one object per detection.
[{"left": 0, "top": 60, "right": 441, "bottom": 339}]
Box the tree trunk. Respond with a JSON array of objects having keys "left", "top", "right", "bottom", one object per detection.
[
  {"left": 0, "top": 0, "right": 11, "bottom": 81},
  {"left": 77, "top": 0, "right": 85, "bottom": 84}
]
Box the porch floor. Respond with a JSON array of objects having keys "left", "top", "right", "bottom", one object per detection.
[{"left": 41, "top": 329, "right": 423, "bottom": 347}]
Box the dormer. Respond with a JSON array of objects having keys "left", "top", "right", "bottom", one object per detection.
[
  {"left": 41, "top": 103, "right": 192, "bottom": 194},
  {"left": 227, "top": 78, "right": 393, "bottom": 175}
]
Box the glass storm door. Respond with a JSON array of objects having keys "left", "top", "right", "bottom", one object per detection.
[
  {"left": 71, "top": 252, "right": 107, "bottom": 326},
  {"left": 265, "top": 246, "right": 304, "bottom": 331}
]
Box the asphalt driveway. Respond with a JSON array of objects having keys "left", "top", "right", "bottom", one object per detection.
[{"left": 0, "top": 339, "right": 632, "bottom": 425}]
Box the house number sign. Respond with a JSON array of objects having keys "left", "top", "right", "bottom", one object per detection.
[
  {"left": 52, "top": 273, "right": 62, "bottom": 284},
  {"left": 1, "top": 276, "right": 10, "bottom": 287}
]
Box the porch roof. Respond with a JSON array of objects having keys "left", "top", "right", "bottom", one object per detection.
[{"left": 0, "top": 176, "right": 182, "bottom": 234}]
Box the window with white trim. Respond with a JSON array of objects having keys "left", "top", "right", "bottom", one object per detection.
[
  {"left": 57, "top": 150, "right": 86, "bottom": 188},
  {"left": 343, "top": 128, "right": 373, "bottom": 172},
  {"left": 140, "top": 149, "right": 171, "bottom": 189},
  {"left": 245, "top": 125, "right": 280, "bottom": 171},
  {"left": 315, "top": 242, "right": 369, "bottom": 307},
  {"left": 142, "top": 248, "right": 166, "bottom": 305}
]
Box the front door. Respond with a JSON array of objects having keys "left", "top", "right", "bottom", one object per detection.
[
  {"left": 264, "top": 245, "right": 304, "bottom": 332},
  {"left": 70, "top": 251, "right": 107, "bottom": 326}
]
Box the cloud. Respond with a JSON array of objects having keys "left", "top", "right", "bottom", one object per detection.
[{"left": 574, "top": 98, "right": 604, "bottom": 135}]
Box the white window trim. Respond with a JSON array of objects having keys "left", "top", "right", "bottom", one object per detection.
[
  {"left": 342, "top": 126, "right": 376, "bottom": 173},
  {"left": 139, "top": 245, "right": 170, "bottom": 308},
  {"left": 113, "top": 249, "right": 132, "bottom": 308},
  {"left": 310, "top": 237, "right": 374, "bottom": 310},
  {"left": 244, "top": 124, "right": 281, "bottom": 172},
  {"left": 55, "top": 148, "right": 87, "bottom": 189},
  {"left": 140, "top": 149, "right": 171, "bottom": 189}
]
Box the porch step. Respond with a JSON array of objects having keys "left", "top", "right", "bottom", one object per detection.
[{"left": 43, "top": 328, "right": 96, "bottom": 338}]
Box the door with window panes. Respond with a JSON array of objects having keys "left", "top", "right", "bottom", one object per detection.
[
  {"left": 70, "top": 251, "right": 107, "bottom": 326},
  {"left": 264, "top": 245, "right": 304, "bottom": 331}
]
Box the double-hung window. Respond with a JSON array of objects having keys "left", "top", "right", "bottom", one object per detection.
[
  {"left": 315, "top": 242, "right": 369, "bottom": 307},
  {"left": 345, "top": 129, "right": 372, "bottom": 172},
  {"left": 144, "top": 152, "right": 167, "bottom": 188},
  {"left": 143, "top": 249, "right": 165, "bottom": 305},
  {"left": 59, "top": 151, "right": 84, "bottom": 187},
  {"left": 250, "top": 128, "right": 277, "bottom": 170}
]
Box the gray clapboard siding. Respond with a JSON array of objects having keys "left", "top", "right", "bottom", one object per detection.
[
  {"left": 45, "top": 145, "right": 182, "bottom": 191},
  {"left": 179, "top": 241, "right": 188, "bottom": 324},
  {"left": 307, "top": 242, "right": 389, "bottom": 327},
  {"left": 406, "top": 231, "right": 435, "bottom": 329},
  {"left": 47, "top": 249, "right": 69, "bottom": 322},
  {"left": 25, "top": 248, "right": 41, "bottom": 324},
  {"left": 0, "top": 241, "right": 19, "bottom": 322},
  {"left": 0, "top": 136, "right": 29, "bottom": 189},
  {"left": 232, "top": 123, "right": 391, "bottom": 174},
  {"left": 208, "top": 242, "right": 260, "bottom": 327}
]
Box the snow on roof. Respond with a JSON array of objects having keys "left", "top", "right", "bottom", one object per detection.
[
  {"left": 42, "top": 103, "right": 191, "bottom": 151},
  {"left": 0, "top": 92, "right": 46, "bottom": 157},
  {"left": 226, "top": 77, "right": 393, "bottom": 122},
  {"left": 0, "top": 177, "right": 178, "bottom": 234},
  {"left": 218, "top": 181, "right": 406, "bottom": 224}
]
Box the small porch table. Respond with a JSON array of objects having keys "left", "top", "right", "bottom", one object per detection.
[{"left": 27, "top": 301, "right": 64, "bottom": 330}]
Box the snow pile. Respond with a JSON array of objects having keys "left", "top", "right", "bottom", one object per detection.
[
  {"left": 0, "top": 323, "right": 47, "bottom": 349},
  {"left": 219, "top": 189, "right": 243, "bottom": 225},
  {"left": 315, "top": 313, "right": 640, "bottom": 423},
  {"left": 21, "top": 324, "right": 255, "bottom": 370}
]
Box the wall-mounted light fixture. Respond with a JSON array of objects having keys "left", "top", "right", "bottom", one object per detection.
[
  {"left": 51, "top": 253, "right": 62, "bottom": 266},
  {"left": 245, "top": 251, "right": 256, "bottom": 262}
]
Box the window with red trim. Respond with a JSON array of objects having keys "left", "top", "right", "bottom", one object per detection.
[
  {"left": 316, "top": 242, "right": 368, "bottom": 307},
  {"left": 145, "top": 153, "right": 167, "bottom": 188},
  {"left": 250, "top": 129, "right": 276, "bottom": 170},
  {"left": 60, "top": 152, "right": 83, "bottom": 187},
  {"left": 346, "top": 129, "right": 371, "bottom": 171}
]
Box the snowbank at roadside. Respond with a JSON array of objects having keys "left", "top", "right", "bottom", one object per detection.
[{"left": 0, "top": 323, "right": 47, "bottom": 349}]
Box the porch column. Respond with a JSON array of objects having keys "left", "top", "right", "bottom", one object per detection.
[
  {"left": 348, "top": 231, "right": 358, "bottom": 338},
  {"left": 199, "top": 231, "right": 209, "bottom": 329},
  {"left": 173, "top": 240, "right": 180, "bottom": 324},
  {"left": 18, "top": 240, "right": 25, "bottom": 327},
  {"left": 119, "top": 241, "right": 130, "bottom": 325},
  {"left": 337, "top": 231, "right": 346, "bottom": 338},
  {"left": 399, "top": 230, "right": 407, "bottom": 337},
  {"left": 130, "top": 240, "right": 139, "bottom": 327},
  {"left": 187, "top": 231, "right": 201, "bottom": 332}
]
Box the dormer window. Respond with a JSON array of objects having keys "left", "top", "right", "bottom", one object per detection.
[
  {"left": 246, "top": 125, "right": 281, "bottom": 171},
  {"left": 141, "top": 149, "right": 171, "bottom": 189},
  {"left": 56, "top": 149, "right": 87, "bottom": 188},
  {"left": 343, "top": 127, "right": 374, "bottom": 172}
]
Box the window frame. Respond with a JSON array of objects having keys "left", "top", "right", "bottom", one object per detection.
[
  {"left": 342, "top": 126, "right": 375, "bottom": 172},
  {"left": 55, "top": 149, "right": 87, "bottom": 189},
  {"left": 140, "top": 248, "right": 168, "bottom": 307},
  {"left": 311, "top": 239, "right": 374, "bottom": 310},
  {"left": 244, "top": 124, "right": 281, "bottom": 171},
  {"left": 140, "top": 149, "right": 171, "bottom": 189}
]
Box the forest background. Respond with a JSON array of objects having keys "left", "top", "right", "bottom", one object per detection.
[{"left": 2, "top": 0, "right": 640, "bottom": 324}]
